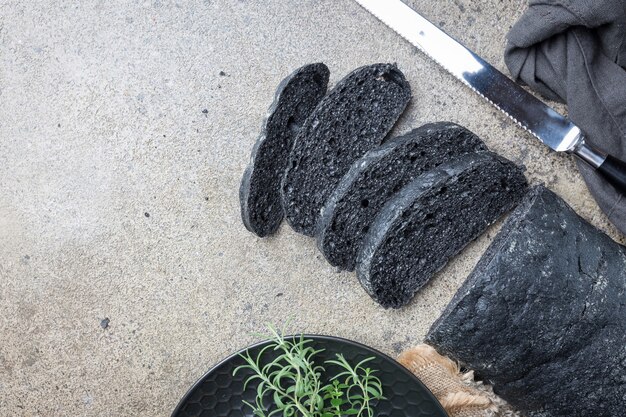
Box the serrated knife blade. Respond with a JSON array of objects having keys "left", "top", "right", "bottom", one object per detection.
[{"left": 354, "top": 0, "right": 626, "bottom": 194}]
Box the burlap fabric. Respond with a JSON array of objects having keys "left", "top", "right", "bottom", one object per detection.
[{"left": 398, "top": 345, "right": 520, "bottom": 417}]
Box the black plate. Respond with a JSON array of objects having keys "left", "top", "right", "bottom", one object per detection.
[{"left": 172, "top": 335, "right": 448, "bottom": 417}]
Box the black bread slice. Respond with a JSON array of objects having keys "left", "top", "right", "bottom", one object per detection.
[
  {"left": 316, "top": 122, "right": 488, "bottom": 271},
  {"left": 281, "top": 63, "right": 411, "bottom": 236},
  {"left": 240, "top": 63, "right": 329, "bottom": 237},
  {"left": 426, "top": 185, "right": 626, "bottom": 417},
  {"left": 356, "top": 151, "right": 527, "bottom": 309}
]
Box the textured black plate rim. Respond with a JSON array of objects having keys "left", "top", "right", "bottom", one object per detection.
[{"left": 171, "top": 334, "right": 448, "bottom": 417}]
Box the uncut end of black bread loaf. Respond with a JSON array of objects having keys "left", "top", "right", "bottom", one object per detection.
[
  {"left": 356, "top": 151, "right": 528, "bottom": 309},
  {"left": 240, "top": 63, "right": 330, "bottom": 237},
  {"left": 281, "top": 63, "right": 411, "bottom": 236},
  {"left": 426, "top": 185, "right": 626, "bottom": 417},
  {"left": 316, "top": 122, "right": 488, "bottom": 271}
]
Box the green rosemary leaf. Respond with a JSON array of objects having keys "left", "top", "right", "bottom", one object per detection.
[
  {"left": 330, "top": 398, "right": 343, "bottom": 407},
  {"left": 365, "top": 386, "right": 380, "bottom": 398},
  {"left": 242, "top": 374, "right": 263, "bottom": 391},
  {"left": 235, "top": 324, "right": 385, "bottom": 417},
  {"left": 273, "top": 391, "right": 284, "bottom": 409},
  {"left": 267, "top": 409, "right": 282, "bottom": 417}
]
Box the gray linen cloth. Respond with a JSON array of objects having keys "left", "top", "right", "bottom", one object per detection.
[{"left": 505, "top": 0, "right": 626, "bottom": 235}]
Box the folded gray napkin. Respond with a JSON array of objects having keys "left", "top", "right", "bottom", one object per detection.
[{"left": 505, "top": 0, "right": 626, "bottom": 235}]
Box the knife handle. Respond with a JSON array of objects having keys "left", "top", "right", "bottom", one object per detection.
[
  {"left": 574, "top": 140, "right": 626, "bottom": 195},
  {"left": 598, "top": 155, "right": 626, "bottom": 195}
]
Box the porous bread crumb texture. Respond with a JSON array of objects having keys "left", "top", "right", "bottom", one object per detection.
[
  {"left": 317, "top": 122, "right": 487, "bottom": 271},
  {"left": 240, "top": 63, "right": 329, "bottom": 237},
  {"left": 281, "top": 63, "right": 411, "bottom": 236},
  {"left": 358, "top": 153, "right": 527, "bottom": 309}
]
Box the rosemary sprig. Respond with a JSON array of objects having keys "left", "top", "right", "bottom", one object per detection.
[{"left": 233, "top": 325, "right": 384, "bottom": 417}]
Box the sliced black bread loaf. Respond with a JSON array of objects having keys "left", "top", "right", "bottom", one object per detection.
[
  {"left": 281, "top": 63, "right": 411, "bottom": 236},
  {"left": 356, "top": 151, "right": 527, "bottom": 309},
  {"left": 426, "top": 185, "right": 626, "bottom": 417},
  {"left": 239, "top": 63, "right": 330, "bottom": 237},
  {"left": 316, "top": 122, "right": 488, "bottom": 271}
]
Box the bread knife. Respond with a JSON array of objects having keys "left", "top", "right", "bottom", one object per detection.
[{"left": 354, "top": 0, "right": 626, "bottom": 194}]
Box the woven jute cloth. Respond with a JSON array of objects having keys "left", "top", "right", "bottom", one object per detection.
[{"left": 397, "top": 345, "right": 520, "bottom": 417}]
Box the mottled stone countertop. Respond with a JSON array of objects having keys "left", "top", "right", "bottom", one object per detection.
[{"left": 1, "top": 1, "right": 623, "bottom": 415}]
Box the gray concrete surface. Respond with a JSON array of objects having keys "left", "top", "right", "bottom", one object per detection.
[{"left": 1, "top": 1, "right": 623, "bottom": 416}]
